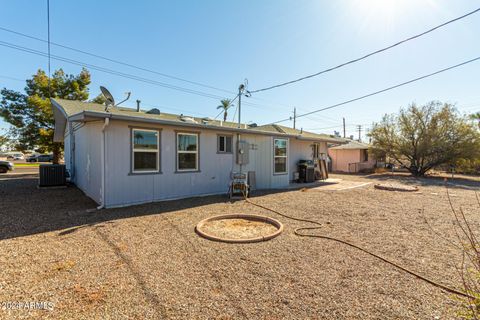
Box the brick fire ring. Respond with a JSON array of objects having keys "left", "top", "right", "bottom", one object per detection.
[{"left": 195, "top": 214, "right": 284, "bottom": 243}]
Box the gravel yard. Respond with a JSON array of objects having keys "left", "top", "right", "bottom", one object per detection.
[
  {"left": 1, "top": 173, "right": 479, "bottom": 319},
  {"left": 198, "top": 217, "right": 279, "bottom": 240}
]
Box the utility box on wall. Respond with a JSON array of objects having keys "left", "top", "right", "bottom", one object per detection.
[{"left": 236, "top": 140, "right": 250, "bottom": 165}]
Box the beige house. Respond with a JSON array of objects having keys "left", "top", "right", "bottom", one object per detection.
[{"left": 328, "top": 140, "right": 376, "bottom": 173}]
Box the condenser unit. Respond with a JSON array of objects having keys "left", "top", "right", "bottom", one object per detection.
[{"left": 39, "top": 164, "right": 66, "bottom": 187}]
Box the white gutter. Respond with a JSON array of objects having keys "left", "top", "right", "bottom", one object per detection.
[
  {"left": 70, "top": 111, "right": 347, "bottom": 144},
  {"left": 97, "top": 117, "right": 110, "bottom": 210}
]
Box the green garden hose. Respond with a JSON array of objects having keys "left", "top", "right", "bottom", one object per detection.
[{"left": 243, "top": 195, "right": 474, "bottom": 299}]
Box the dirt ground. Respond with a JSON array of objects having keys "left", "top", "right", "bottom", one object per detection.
[
  {"left": 1, "top": 172, "right": 479, "bottom": 319},
  {"left": 199, "top": 218, "right": 278, "bottom": 240}
]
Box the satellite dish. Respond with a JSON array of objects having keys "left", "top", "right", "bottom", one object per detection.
[{"left": 100, "top": 86, "right": 115, "bottom": 110}]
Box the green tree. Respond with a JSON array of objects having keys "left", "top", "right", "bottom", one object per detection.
[
  {"left": 0, "top": 68, "right": 91, "bottom": 163},
  {"left": 90, "top": 93, "right": 106, "bottom": 104},
  {"left": 369, "top": 101, "right": 480, "bottom": 176},
  {"left": 217, "top": 99, "right": 232, "bottom": 122},
  {"left": 470, "top": 112, "right": 480, "bottom": 128},
  {"left": 0, "top": 133, "right": 10, "bottom": 151}
]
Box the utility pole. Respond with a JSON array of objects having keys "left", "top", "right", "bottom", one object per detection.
[
  {"left": 238, "top": 84, "right": 244, "bottom": 128},
  {"left": 343, "top": 117, "right": 346, "bottom": 138},
  {"left": 293, "top": 107, "right": 296, "bottom": 130},
  {"left": 356, "top": 125, "right": 362, "bottom": 142}
]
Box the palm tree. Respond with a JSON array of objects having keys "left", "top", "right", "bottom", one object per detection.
[{"left": 217, "top": 99, "right": 231, "bottom": 122}]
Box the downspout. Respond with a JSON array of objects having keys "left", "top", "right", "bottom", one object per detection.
[
  {"left": 68, "top": 121, "right": 75, "bottom": 182},
  {"left": 97, "top": 117, "right": 110, "bottom": 210}
]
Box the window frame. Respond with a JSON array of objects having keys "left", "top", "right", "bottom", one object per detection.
[
  {"left": 131, "top": 128, "right": 160, "bottom": 174},
  {"left": 217, "top": 134, "right": 233, "bottom": 154},
  {"left": 273, "top": 138, "right": 288, "bottom": 175},
  {"left": 176, "top": 132, "right": 200, "bottom": 172}
]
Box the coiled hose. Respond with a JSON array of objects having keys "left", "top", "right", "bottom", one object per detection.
[{"left": 242, "top": 194, "right": 473, "bottom": 299}]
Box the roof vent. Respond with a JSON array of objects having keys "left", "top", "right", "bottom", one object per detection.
[
  {"left": 146, "top": 108, "right": 160, "bottom": 115},
  {"left": 180, "top": 115, "right": 197, "bottom": 123},
  {"left": 201, "top": 117, "right": 212, "bottom": 125}
]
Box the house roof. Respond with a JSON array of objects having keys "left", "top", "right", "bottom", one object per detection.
[
  {"left": 329, "top": 140, "right": 370, "bottom": 150},
  {"left": 51, "top": 98, "right": 347, "bottom": 144},
  {"left": 254, "top": 124, "right": 342, "bottom": 142}
]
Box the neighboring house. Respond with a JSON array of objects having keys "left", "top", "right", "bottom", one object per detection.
[
  {"left": 52, "top": 99, "right": 346, "bottom": 208},
  {"left": 328, "top": 140, "right": 376, "bottom": 173}
]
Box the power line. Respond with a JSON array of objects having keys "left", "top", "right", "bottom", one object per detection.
[
  {"left": 0, "top": 24, "right": 365, "bottom": 115},
  {"left": 0, "top": 25, "right": 234, "bottom": 95},
  {"left": 268, "top": 56, "right": 480, "bottom": 124},
  {"left": 0, "top": 75, "right": 24, "bottom": 82},
  {"left": 305, "top": 123, "right": 372, "bottom": 131},
  {"left": 0, "top": 28, "right": 296, "bottom": 113},
  {"left": 0, "top": 40, "right": 230, "bottom": 101},
  {"left": 250, "top": 7, "right": 480, "bottom": 93}
]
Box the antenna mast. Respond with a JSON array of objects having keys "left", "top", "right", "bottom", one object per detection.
[{"left": 238, "top": 84, "right": 244, "bottom": 128}]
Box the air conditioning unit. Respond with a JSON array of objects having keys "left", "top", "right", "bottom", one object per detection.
[{"left": 39, "top": 164, "right": 66, "bottom": 187}]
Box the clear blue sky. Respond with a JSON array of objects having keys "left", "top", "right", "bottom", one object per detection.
[{"left": 0, "top": 0, "right": 479, "bottom": 140}]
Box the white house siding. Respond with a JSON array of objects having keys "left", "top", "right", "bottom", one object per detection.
[
  {"left": 288, "top": 140, "right": 327, "bottom": 180},
  {"left": 67, "top": 119, "right": 324, "bottom": 208},
  {"left": 102, "top": 121, "right": 301, "bottom": 207},
  {"left": 71, "top": 122, "right": 103, "bottom": 204},
  {"left": 102, "top": 121, "right": 287, "bottom": 207},
  {"left": 289, "top": 140, "right": 312, "bottom": 181}
]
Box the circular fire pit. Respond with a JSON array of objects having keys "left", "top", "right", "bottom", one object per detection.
[
  {"left": 195, "top": 214, "right": 283, "bottom": 243},
  {"left": 374, "top": 183, "right": 419, "bottom": 192}
]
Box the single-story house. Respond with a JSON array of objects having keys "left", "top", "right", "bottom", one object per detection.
[
  {"left": 328, "top": 140, "right": 376, "bottom": 173},
  {"left": 52, "top": 98, "right": 346, "bottom": 208}
]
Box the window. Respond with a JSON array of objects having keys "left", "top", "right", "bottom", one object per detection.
[
  {"left": 132, "top": 129, "right": 159, "bottom": 173},
  {"left": 177, "top": 132, "right": 199, "bottom": 171},
  {"left": 274, "top": 138, "right": 288, "bottom": 174},
  {"left": 217, "top": 135, "right": 232, "bottom": 153}
]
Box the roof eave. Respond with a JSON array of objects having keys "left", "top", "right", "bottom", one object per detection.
[
  {"left": 51, "top": 99, "right": 68, "bottom": 142},
  {"left": 295, "top": 136, "right": 347, "bottom": 143},
  {"left": 73, "top": 111, "right": 301, "bottom": 138}
]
